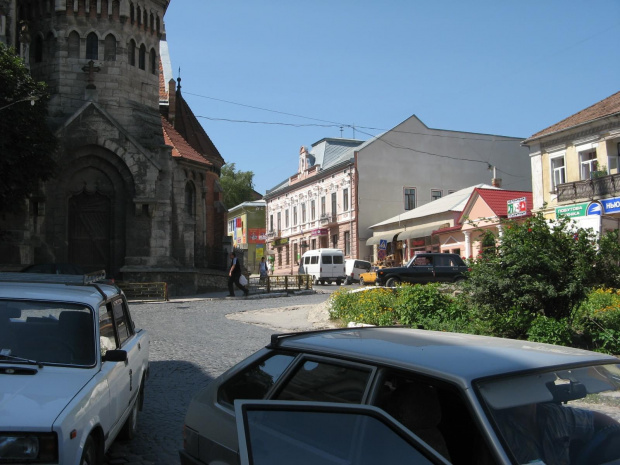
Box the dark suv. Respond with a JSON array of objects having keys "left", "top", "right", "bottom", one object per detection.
[{"left": 375, "top": 253, "right": 468, "bottom": 287}]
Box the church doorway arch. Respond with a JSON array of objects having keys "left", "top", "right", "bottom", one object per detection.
[{"left": 68, "top": 191, "right": 112, "bottom": 272}]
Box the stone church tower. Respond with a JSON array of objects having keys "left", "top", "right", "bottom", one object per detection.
[{"left": 0, "top": 0, "right": 227, "bottom": 294}]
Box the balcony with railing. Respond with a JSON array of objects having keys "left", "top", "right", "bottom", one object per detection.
[
  {"left": 319, "top": 213, "right": 337, "bottom": 224},
  {"left": 556, "top": 172, "right": 620, "bottom": 203}
]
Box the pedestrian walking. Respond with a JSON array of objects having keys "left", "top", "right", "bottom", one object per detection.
[
  {"left": 228, "top": 251, "right": 249, "bottom": 297},
  {"left": 259, "top": 256, "right": 269, "bottom": 284}
]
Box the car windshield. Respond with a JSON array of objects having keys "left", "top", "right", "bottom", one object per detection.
[
  {"left": 476, "top": 363, "right": 620, "bottom": 465},
  {"left": 0, "top": 300, "right": 95, "bottom": 366}
]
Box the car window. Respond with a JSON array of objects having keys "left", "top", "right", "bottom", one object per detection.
[
  {"left": 0, "top": 300, "right": 95, "bottom": 366},
  {"left": 304, "top": 256, "right": 310, "bottom": 265},
  {"left": 333, "top": 255, "right": 344, "bottom": 265},
  {"left": 322, "top": 256, "right": 333, "bottom": 264},
  {"left": 98, "top": 304, "right": 117, "bottom": 356},
  {"left": 374, "top": 371, "right": 494, "bottom": 464},
  {"left": 310, "top": 256, "right": 318, "bottom": 265},
  {"left": 111, "top": 298, "right": 131, "bottom": 345},
  {"left": 236, "top": 401, "right": 445, "bottom": 465},
  {"left": 218, "top": 353, "right": 296, "bottom": 406},
  {"left": 275, "top": 359, "right": 371, "bottom": 403}
]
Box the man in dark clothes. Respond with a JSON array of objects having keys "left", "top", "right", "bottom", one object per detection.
[{"left": 228, "top": 251, "right": 249, "bottom": 297}]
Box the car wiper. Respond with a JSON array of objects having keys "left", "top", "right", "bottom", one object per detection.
[{"left": 0, "top": 352, "right": 42, "bottom": 368}]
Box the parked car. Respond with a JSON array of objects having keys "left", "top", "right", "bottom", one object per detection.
[
  {"left": 179, "top": 327, "right": 620, "bottom": 465},
  {"left": 300, "top": 248, "right": 346, "bottom": 285},
  {"left": 0, "top": 271, "right": 149, "bottom": 465},
  {"left": 376, "top": 253, "right": 468, "bottom": 287},
  {"left": 344, "top": 259, "right": 372, "bottom": 285},
  {"left": 359, "top": 265, "right": 383, "bottom": 286}
]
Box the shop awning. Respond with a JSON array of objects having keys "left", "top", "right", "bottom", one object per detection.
[
  {"left": 397, "top": 222, "right": 451, "bottom": 241},
  {"left": 366, "top": 230, "right": 403, "bottom": 246}
]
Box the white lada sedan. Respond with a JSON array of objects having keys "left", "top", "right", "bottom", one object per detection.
[
  {"left": 180, "top": 327, "right": 620, "bottom": 465},
  {"left": 0, "top": 272, "right": 149, "bottom": 465}
]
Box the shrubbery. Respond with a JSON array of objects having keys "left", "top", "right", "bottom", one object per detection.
[{"left": 328, "top": 284, "right": 620, "bottom": 355}]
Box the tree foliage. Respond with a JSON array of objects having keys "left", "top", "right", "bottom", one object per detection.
[
  {"left": 462, "top": 213, "right": 599, "bottom": 322},
  {"left": 0, "top": 44, "right": 57, "bottom": 214},
  {"left": 220, "top": 163, "right": 255, "bottom": 209}
]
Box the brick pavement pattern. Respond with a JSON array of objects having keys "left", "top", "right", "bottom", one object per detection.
[{"left": 104, "top": 292, "right": 332, "bottom": 464}]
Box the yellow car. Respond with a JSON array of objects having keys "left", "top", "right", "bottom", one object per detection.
[{"left": 359, "top": 266, "right": 382, "bottom": 286}]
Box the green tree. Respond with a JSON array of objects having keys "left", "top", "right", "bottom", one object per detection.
[
  {"left": 0, "top": 44, "right": 57, "bottom": 215},
  {"left": 594, "top": 229, "right": 620, "bottom": 288},
  {"left": 220, "top": 163, "right": 255, "bottom": 209},
  {"left": 463, "top": 213, "right": 598, "bottom": 322}
]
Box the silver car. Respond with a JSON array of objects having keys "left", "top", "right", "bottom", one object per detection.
[{"left": 180, "top": 327, "right": 620, "bottom": 465}]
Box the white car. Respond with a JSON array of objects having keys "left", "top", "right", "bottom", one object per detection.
[
  {"left": 180, "top": 327, "right": 620, "bottom": 465},
  {"left": 0, "top": 272, "right": 149, "bottom": 465}
]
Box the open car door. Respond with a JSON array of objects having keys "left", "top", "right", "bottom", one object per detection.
[{"left": 235, "top": 400, "right": 450, "bottom": 465}]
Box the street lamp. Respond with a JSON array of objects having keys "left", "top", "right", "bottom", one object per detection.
[{"left": 0, "top": 94, "right": 39, "bottom": 111}]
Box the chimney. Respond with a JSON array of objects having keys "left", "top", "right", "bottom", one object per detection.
[
  {"left": 492, "top": 177, "right": 502, "bottom": 188},
  {"left": 167, "top": 79, "right": 176, "bottom": 125}
]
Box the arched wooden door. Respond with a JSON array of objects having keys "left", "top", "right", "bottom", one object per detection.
[{"left": 68, "top": 191, "right": 111, "bottom": 273}]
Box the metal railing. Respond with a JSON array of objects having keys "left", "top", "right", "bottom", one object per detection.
[
  {"left": 247, "top": 274, "right": 313, "bottom": 294},
  {"left": 556, "top": 173, "right": 620, "bottom": 202}
]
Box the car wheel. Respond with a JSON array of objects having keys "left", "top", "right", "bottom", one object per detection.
[
  {"left": 80, "top": 435, "right": 98, "bottom": 465},
  {"left": 313, "top": 276, "right": 319, "bottom": 285},
  {"left": 345, "top": 277, "right": 351, "bottom": 285},
  {"left": 336, "top": 279, "right": 342, "bottom": 286},
  {"left": 360, "top": 277, "right": 366, "bottom": 286},
  {"left": 119, "top": 388, "right": 141, "bottom": 440},
  {"left": 386, "top": 277, "right": 399, "bottom": 288},
  {"left": 320, "top": 280, "right": 326, "bottom": 285}
]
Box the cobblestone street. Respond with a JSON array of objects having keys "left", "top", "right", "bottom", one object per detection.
[{"left": 104, "top": 291, "right": 335, "bottom": 464}]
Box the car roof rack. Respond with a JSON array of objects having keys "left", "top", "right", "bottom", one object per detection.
[{"left": 0, "top": 270, "right": 107, "bottom": 285}]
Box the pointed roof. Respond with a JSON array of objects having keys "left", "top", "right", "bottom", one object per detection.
[
  {"left": 458, "top": 188, "right": 532, "bottom": 223},
  {"left": 524, "top": 91, "right": 620, "bottom": 143},
  {"left": 162, "top": 117, "right": 213, "bottom": 167},
  {"left": 173, "top": 82, "right": 225, "bottom": 167}
]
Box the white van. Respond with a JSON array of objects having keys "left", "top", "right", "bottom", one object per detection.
[
  {"left": 300, "top": 248, "right": 346, "bottom": 285},
  {"left": 344, "top": 259, "right": 372, "bottom": 285}
]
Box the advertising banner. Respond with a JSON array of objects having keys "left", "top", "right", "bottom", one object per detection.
[
  {"left": 248, "top": 228, "right": 266, "bottom": 244},
  {"left": 507, "top": 197, "right": 527, "bottom": 218}
]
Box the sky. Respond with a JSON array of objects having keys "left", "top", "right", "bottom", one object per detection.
[{"left": 163, "top": 1, "right": 620, "bottom": 195}]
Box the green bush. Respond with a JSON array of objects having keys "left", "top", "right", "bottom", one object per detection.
[
  {"left": 576, "top": 288, "right": 620, "bottom": 354},
  {"left": 394, "top": 283, "right": 458, "bottom": 326},
  {"left": 328, "top": 287, "right": 397, "bottom": 326},
  {"left": 527, "top": 315, "right": 573, "bottom": 346}
]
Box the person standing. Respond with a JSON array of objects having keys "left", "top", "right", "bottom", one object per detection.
[
  {"left": 259, "top": 256, "right": 269, "bottom": 283},
  {"left": 228, "top": 251, "right": 249, "bottom": 297}
]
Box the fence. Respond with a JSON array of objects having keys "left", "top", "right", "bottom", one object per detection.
[
  {"left": 117, "top": 282, "right": 168, "bottom": 301},
  {"left": 248, "top": 274, "right": 313, "bottom": 294}
]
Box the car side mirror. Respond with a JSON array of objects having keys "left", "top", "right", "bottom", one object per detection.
[{"left": 102, "top": 349, "right": 128, "bottom": 363}]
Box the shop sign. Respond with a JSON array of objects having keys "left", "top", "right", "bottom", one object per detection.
[
  {"left": 410, "top": 239, "right": 425, "bottom": 247},
  {"left": 507, "top": 197, "right": 527, "bottom": 218},
  {"left": 273, "top": 238, "right": 289, "bottom": 247},
  {"left": 556, "top": 203, "right": 588, "bottom": 218},
  {"left": 603, "top": 196, "right": 620, "bottom": 214},
  {"left": 311, "top": 228, "right": 328, "bottom": 236},
  {"left": 587, "top": 202, "right": 602, "bottom": 216}
]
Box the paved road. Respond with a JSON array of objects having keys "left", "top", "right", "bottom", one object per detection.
[{"left": 104, "top": 287, "right": 349, "bottom": 464}]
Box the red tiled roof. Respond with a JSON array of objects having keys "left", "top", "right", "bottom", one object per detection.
[
  {"left": 464, "top": 188, "right": 533, "bottom": 219},
  {"left": 524, "top": 91, "right": 620, "bottom": 143},
  {"left": 159, "top": 59, "right": 168, "bottom": 102},
  {"left": 162, "top": 117, "right": 213, "bottom": 166},
  {"left": 173, "top": 87, "right": 225, "bottom": 167}
]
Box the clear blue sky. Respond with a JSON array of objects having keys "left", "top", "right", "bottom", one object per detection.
[{"left": 163, "top": 1, "right": 620, "bottom": 195}]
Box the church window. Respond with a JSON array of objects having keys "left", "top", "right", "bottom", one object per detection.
[
  {"left": 136, "top": 6, "right": 141, "bottom": 26},
  {"left": 104, "top": 34, "right": 116, "bottom": 61},
  {"left": 128, "top": 39, "right": 136, "bottom": 66},
  {"left": 68, "top": 31, "right": 80, "bottom": 58},
  {"left": 129, "top": 3, "right": 134, "bottom": 24},
  {"left": 150, "top": 13, "right": 154, "bottom": 32},
  {"left": 143, "top": 10, "right": 147, "bottom": 29},
  {"left": 150, "top": 48, "right": 157, "bottom": 74},
  {"left": 185, "top": 182, "right": 196, "bottom": 217},
  {"left": 45, "top": 32, "right": 56, "bottom": 59},
  {"left": 32, "top": 35, "right": 43, "bottom": 62},
  {"left": 86, "top": 32, "right": 98, "bottom": 60},
  {"left": 156, "top": 16, "right": 160, "bottom": 35},
  {"left": 138, "top": 44, "right": 145, "bottom": 70},
  {"left": 112, "top": 0, "right": 119, "bottom": 20}
]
